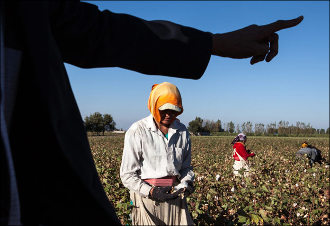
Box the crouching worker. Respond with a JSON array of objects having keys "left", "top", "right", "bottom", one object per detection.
[
  {"left": 296, "top": 142, "right": 325, "bottom": 167},
  {"left": 120, "top": 82, "right": 195, "bottom": 225},
  {"left": 231, "top": 133, "right": 255, "bottom": 177}
]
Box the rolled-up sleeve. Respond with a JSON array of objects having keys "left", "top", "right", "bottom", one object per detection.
[{"left": 120, "top": 126, "right": 152, "bottom": 197}]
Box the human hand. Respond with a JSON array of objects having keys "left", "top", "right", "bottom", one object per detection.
[
  {"left": 149, "top": 186, "right": 180, "bottom": 202},
  {"left": 184, "top": 184, "right": 195, "bottom": 196},
  {"left": 211, "top": 16, "right": 304, "bottom": 64},
  {"left": 174, "top": 184, "right": 195, "bottom": 198}
]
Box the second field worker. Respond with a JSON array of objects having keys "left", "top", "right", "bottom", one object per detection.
[
  {"left": 231, "top": 133, "right": 255, "bottom": 177},
  {"left": 120, "top": 82, "right": 195, "bottom": 225}
]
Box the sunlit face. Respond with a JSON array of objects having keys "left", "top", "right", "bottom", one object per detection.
[{"left": 159, "top": 109, "right": 179, "bottom": 126}]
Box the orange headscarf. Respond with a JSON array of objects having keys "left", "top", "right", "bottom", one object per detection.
[
  {"left": 301, "top": 142, "right": 308, "bottom": 148},
  {"left": 148, "top": 82, "right": 183, "bottom": 123}
]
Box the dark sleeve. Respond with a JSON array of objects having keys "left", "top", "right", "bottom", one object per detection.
[
  {"left": 310, "top": 148, "right": 320, "bottom": 162},
  {"left": 49, "top": 1, "right": 212, "bottom": 79}
]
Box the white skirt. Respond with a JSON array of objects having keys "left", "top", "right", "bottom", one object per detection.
[{"left": 233, "top": 160, "right": 251, "bottom": 177}]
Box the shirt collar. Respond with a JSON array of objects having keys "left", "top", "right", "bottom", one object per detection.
[
  {"left": 146, "top": 114, "right": 180, "bottom": 133},
  {"left": 146, "top": 114, "right": 158, "bottom": 132}
]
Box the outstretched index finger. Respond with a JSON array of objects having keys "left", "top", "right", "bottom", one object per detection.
[{"left": 261, "top": 16, "right": 304, "bottom": 35}]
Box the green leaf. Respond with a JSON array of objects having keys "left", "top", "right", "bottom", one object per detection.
[
  {"left": 250, "top": 188, "right": 257, "bottom": 193},
  {"left": 196, "top": 209, "right": 204, "bottom": 214},
  {"left": 192, "top": 211, "right": 198, "bottom": 219},
  {"left": 206, "top": 193, "right": 212, "bottom": 200},
  {"left": 195, "top": 202, "right": 200, "bottom": 211},
  {"left": 274, "top": 217, "right": 281, "bottom": 225},
  {"left": 250, "top": 214, "right": 263, "bottom": 225},
  {"left": 238, "top": 215, "right": 247, "bottom": 223},
  {"left": 259, "top": 209, "right": 269, "bottom": 222},
  {"left": 262, "top": 185, "right": 269, "bottom": 193},
  {"left": 265, "top": 206, "right": 273, "bottom": 211}
]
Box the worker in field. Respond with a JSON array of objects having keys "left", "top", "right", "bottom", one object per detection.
[
  {"left": 231, "top": 133, "right": 255, "bottom": 177},
  {"left": 120, "top": 82, "right": 195, "bottom": 225},
  {"left": 296, "top": 142, "right": 326, "bottom": 167}
]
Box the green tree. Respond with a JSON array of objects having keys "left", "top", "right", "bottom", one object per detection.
[
  {"left": 235, "top": 124, "right": 241, "bottom": 133},
  {"left": 188, "top": 117, "right": 203, "bottom": 134},
  {"left": 203, "top": 120, "right": 213, "bottom": 133},
  {"left": 266, "top": 122, "right": 277, "bottom": 135},
  {"left": 227, "top": 121, "right": 235, "bottom": 133},
  {"left": 84, "top": 115, "right": 92, "bottom": 132},
  {"left": 242, "top": 121, "right": 253, "bottom": 134},
  {"left": 90, "top": 112, "right": 104, "bottom": 135},
  {"left": 278, "top": 120, "right": 289, "bottom": 136},
  {"left": 203, "top": 119, "right": 223, "bottom": 133},
  {"left": 84, "top": 112, "right": 116, "bottom": 135},
  {"left": 104, "top": 114, "right": 116, "bottom": 132},
  {"left": 215, "top": 119, "right": 224, "bottom": 132},
  {"left": 254, "top": 123, "right": 265, "bottom": 135}
]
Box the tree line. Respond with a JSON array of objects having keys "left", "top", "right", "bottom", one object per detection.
[
  {"left": 84, "top": 112, "right": 116, "bottom": 135},
  {"left": 188, "top": 117, "right": 330, "bottom": 137},
  {"left": 83, "top": 112, "right": 329, "bottom": 137}
]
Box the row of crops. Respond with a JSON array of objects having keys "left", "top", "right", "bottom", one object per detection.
[{"left": 89, "top": 135, "right": 329, "bottom": 225}]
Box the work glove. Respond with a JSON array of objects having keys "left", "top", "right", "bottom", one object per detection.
[
  {"left": 176, "top": 182, "right": 195, "bottom": 198},
  {"left": 184, "top": 184, "right": 195, "bottom": 196},
  {"left": 149, "top": 186, "right": 181, "bottom": 202}
]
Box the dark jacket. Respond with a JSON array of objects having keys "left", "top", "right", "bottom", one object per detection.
[
  {"left": 1, "top": 1, "right": 212, "bottom": 225},
  {"left": 296, "top": 147, "right": 323, "bottom": 166}
]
